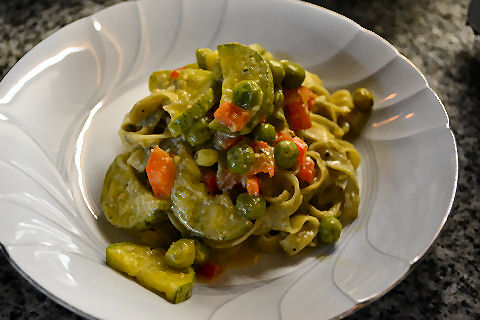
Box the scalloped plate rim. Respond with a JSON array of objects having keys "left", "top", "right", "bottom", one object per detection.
[{"left": 0, "top": 0, "right": 458, "bottom": 319}]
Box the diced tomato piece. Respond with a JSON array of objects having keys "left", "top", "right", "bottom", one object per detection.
[
  {"left": 146, "top": 146, "right": 175, "bottom": 199},
  {"left": 246, "top": 175, "right": 259, "bottom": 196},
  {"left": 196, "top": 261, "right": 224, "bottom": 280},
  {"left": 214, "top": 102, "right": 251, "bottom": 132},
  {"left": 284, "top": 87, "right": 312, "bottom": 130},
  {"left": 292, "top": 136, "right": 308, "bottom": 163},
  {"left": 169, "top": 67, "right": 186, "bottom": 79},
  {"left": 203, "top": 170, "right": 220, "bottom": 195},
  {"left": 259, "top": 115, "right": 267, "bottom": 123},
  {"left": 297, "top": 156, "right": 315, "bottom": 184}
]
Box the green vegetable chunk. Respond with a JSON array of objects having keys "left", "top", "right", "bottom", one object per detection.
[
  {"left": 217, "top": 43, "right": 274, "bottom": 135},
  {"left": 319, "top": 216, "right": 342, "bottom": 243},
  {"left": 149, "top": 70, "right": 173, "bottom": 92},
  {"left": 268, "top": 88, "right": 287, "bottom": 129},
  {"left": 106, "top": 242, "right": 195, "bottom": 304},
  {"left": 248, "top": 43, "right": 266, "bottom": 55},
  {"left": 126, "top": 147, "right": 151, "bottom": 172},
  {"left": 186, "top": 117, "right": 213, "bottom": 146},
  {"left": 353, "top": 88, "right": 374, "bottom": 112},
  {"left": 268, "top": 60, "right": 285, "bottom": 85},
  {"left": 232, "top": 80, "right": 262, "bottom": 109},
  {"left": 175, "top": 69, "right": 216, "bottom": 100},
  {"left": 236, "top": 193, "right": 266, "bottom": 220},
  {"left": 274, "top": 140, "right": 299, "bottom": 169},
  {"left": 121, "top": 91, "right": 172, "bottom": 134},
  {"left": 100, "top": 154, "right": 169, "bottom": 229},
  {"left": 254, "top": 123, "right": 276, "bottom": 144},
  {"left": 193, "top": 240, "right": 209, "bottom": 266},
  {"left": 249, "top": 43, "right": 275, "bottom": 61},
  {"left": 165, "top": 239, "right": 196, "bottom": 269},
  {"left": 281, "top": 60, "right": 306, "bottom": 89},
  {"left": 227, "top": 144, "right": 255, "bottom": 174},
  {"left": 196, "top": 48, "right": 218, "bottom": 71},
  {"left": 168, "top": 88, "right": 215, "bottom": 137},
  {"left": 212, "top": 57, "right": 223, "bottom": 81},
  {"left": 170, "top": 147, "right": 253, "bottom": 244}
]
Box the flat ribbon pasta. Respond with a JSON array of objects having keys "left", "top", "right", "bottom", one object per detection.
[
  {"left": 279, "top": 215, "right": 320, "bottom": 255},
  {"left": 255, "top": 171, "right": 302, "bottom": 233}
]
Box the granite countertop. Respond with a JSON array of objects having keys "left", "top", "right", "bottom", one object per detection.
[{"left": 1, "top": 0, "right": 479, "bottom": 319}]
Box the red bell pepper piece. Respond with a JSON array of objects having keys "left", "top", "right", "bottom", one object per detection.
[
  {"left": 216, "top": 169, "right": 241, "bottom": 191},
  {"left": 292, "top": 136, "right": 308, "bottom": 164},
  {"left": 299, "top": 86, "right": 316, "bottom": 111},
  {"left": 275, "top": 132, "right": 308, "bottom": 165},
  {"left": 250, "top": 140, "right": 269, "bottom": 153},
  {"left": 169, "top": 67, "right": 186, "bottom": 79},
  {"left": 202, "top": 170, "right": 220, "bottom": 195},
  {"left": 196, "top": 261, "right": 224, "bottom": 280},
  {"left": 246, "top": 175, "right": 260, "bottom": 196},
  {"left": 297, "top": 156, "right": 315, "bottom": 184},
  {"left": 248, "top": 141, "right": 275, "bottom": 178},
  {"left": 274, "top": 130, "right": 293, "bottom": 145},
  {"left": 146, "top": 146, "right": 175, "bottom": 199},
  {"left": 284, "top": 87, "right": 313, "bottom": 130},
  {"left": 214, "top": 102, "right": 251, "bottom": 132}
]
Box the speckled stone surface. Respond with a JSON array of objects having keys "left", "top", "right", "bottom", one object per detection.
[{"left": 0, "top": 0, "right": 479, "bottom": 319}]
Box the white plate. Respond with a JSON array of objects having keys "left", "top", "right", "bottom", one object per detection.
[{"left": 0, "top": 0, "right": 457, "bottom": 319}]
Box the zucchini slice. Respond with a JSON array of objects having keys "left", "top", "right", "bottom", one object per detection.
[
  {"left": 106, "top": 242, "right": 195, "bottom": 304},
  {"left": 216, "top": 43, "right": 274, "bottom": 135},
  {"left": 100, "top": 154, "right": 170, "bottom": 230}
]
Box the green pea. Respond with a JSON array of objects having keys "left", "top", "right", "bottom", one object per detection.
[
  {"left": 281, "top": 60, "right": 306, "bottom": 89},
  {"left": 186, "top": 118, "right": 213, "bottom": 146},
  {"left": 196, "top": 48, "right": 209, "bottom": 70},
  {"left": 194, "top": 149, "right": 218, "bottom": 167},
  {"left": 236, "top": 193, "right": 266, "bottom": 220},
  {"left": 232, "top": 80, "right": 262, "bottom": 109},
  {"left": 319, "top": 216, "right": 342, "bottom": 244},
  {"left": 268, "top": 60, "right": 285, "bottom": 85},
  {"left": 353, "top": 88, "right": 374, "bottom": 112},
  {"left": 254, "top": 123, "right": 276, "bottom": 144},
  {"left": 165, "top": 239, "right": 196, "bottom": 269},
  {"left": 226, "top": 144, "right": 255, "bottom": 174},
  {"left": 274, "top": 140, "right": 299, "bottom": 169},
  {"left": 268, "top": 110, "right": 288, "bottom": 130}
]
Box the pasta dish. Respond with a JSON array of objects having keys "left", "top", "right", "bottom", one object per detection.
[{"left": 100, "top": 43, "right": 373, "bottom": 303}]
